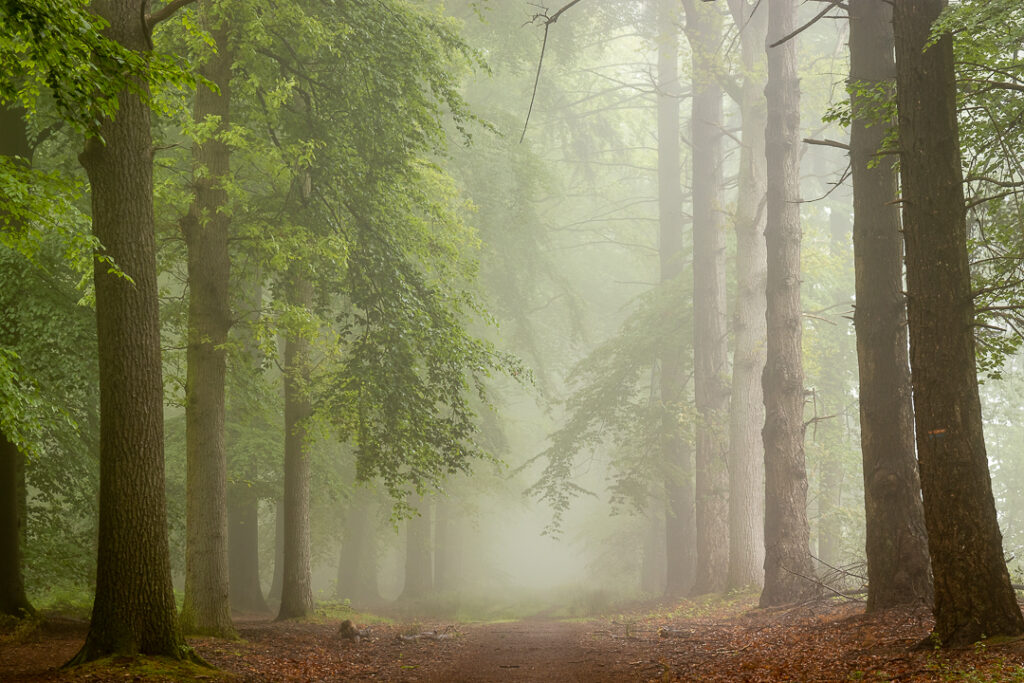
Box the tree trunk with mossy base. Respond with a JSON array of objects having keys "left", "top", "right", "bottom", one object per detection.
[
  {"left": 759, "top": 0, "right": 817, "bottom": 607},
  {"left": 180, "top": 11, "right": 235, "bottom": 639},
  {"left": 894, "top": 0, "right": 1024, "bottom": 646},
  {"left": 848, "top": 0, "right": 932, "bottom": 612},
  {"left": 69, "top": 1, "right": 192, "bottom": 663}
]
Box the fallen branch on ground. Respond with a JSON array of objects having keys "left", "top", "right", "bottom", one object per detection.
[{"left": 395, "top": 625, "right": 459, "bottom": 642}]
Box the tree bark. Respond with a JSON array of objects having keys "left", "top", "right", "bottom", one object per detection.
[
  {"left": 724, "top": 0, "right": 768, "bottom": 592},
  {"left": 0, "top": 108, "right": 35, "bottom": 619},
  {"left": 400, "top": 496, "right": 433, "bottom": 601},
  {"left": 276, "top": 275, "right": 314, "bottom": 620},
  {"left": 0, "top": 431, "right": 33, "bottom": 617},
  {"left": 684, "top": 0, "right": 730, "bottom": 597},
  {"left": 657, "top": 0, "right": 695, "bottom": 598},
  {"left": 226, "top": 274, "right": 269, "bottom": 614},
  {"left": 848, "top": 0, "right": 932, "bottom": 612},
  {"left": 893, "top": 0, "right": 1024, "bottom": 646},
  {"left": 180, "top": 12, "right": 235, "bottom": 638},
  {"left": 228, "top": 485, "right": 269, "bottom": 614},
  {"left": 759, "top": 0, "right": 817, "bottom": 607},
  {"left": 70, "top": 0, "right": 185, "bottom": 662}
]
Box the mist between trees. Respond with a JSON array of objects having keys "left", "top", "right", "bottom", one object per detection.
[{"left": 2, "top": 0, "right": 1024, "bottom": 664}]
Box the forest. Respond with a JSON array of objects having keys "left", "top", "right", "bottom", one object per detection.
[{"left": 3, "top": 0, "right": 1024, "bottom": 681}]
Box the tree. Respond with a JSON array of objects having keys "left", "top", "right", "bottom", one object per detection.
[
  {"left": 400, "top": 496, "right": 434, "bottom": 601},
  {"left": 724, "top": 0, "right": 767, "bottom": 590},
  {"left": 847, "top": 0, "right": 931, "bottom": 611},
  {"left": 226, "top": 275, "right": 273, "bottom": 615},
  {"left": 683, "top": 0, "right": 730, "bottom": 597},
  {"left": 0, "top": 107, "right": 35, "bottom": 619},
  {"left": 227, "top": 485, "right": 268, "bottom": 614},
  {"left": 759, "top": 0, "right": 817, "bottom": 607},
  {"left": 180, "top": 3, "right": 235, "bottom": 637},
  {"left": 0, "top": 431, "right": 32, "bottom": 617},
  {"left": 893, "top": 0, "right": 1024, "bottom": 646},
  {"left": 277, "top": 272, "right": 314, "bottom": 620},
  {"left": 336, "top": 486, "right": 381, "bottom": 606},
  {"left": 434, "top": 496, "right": 464, "bottom": 594},
  {"left": 70, "top": 0, "right": 195, "bottom": 663},
  {"left": 657, "top": 0, "right": 695, "bottom": 598}
]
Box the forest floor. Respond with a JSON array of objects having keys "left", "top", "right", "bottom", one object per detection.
[{"left": 4, "top": 596, "right": 1024, "bottom": 681}]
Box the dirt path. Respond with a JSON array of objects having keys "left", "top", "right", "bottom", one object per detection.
[
  {"left": 7, "top": 602, "right": 1024, "bottom": 681},
  {"left": 422, "top": 620, "right": 642, "bottom": 682}
]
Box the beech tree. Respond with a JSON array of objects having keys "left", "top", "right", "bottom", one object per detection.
[
  {"left": 180, "top": 1, "right": 235, "bottom": 637},
  {"left": 656, "top": 0, "right": 695, "bottom": 598},
  {"left": 0, "top": 109, "right": 35, "bottom": 619},
  {"left": 71, "top": 0, "right": 198, "bottom": 663},
  {"left": 759, "top": 0, "right": 816, "bottom": 607},
  {"left": 847, "top": 0, "right": 931, "bottom": 611},
  {"left": 0, "top": 431, "right": 31, "bottom": 617},
  {"left": 277, "top": 272, "right": 314, "bottom": 620},
  {"left": 894, "top": 0, "right": 1024, "bottom": 646},
  {"left": 724, "top": 0, "right": 767, "bottom": 591},
  {"left": 683, "top": 0, "right": 729, "bottom": 597},
  {"left": 336, "top": 486, "right": 382, "bottom": 605},
  {"left": 400, "top": 496, "right": 434, "bottom": 601}
]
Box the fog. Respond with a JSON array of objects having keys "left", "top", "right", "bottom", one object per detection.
[{"left": 8, "top": 0, "right": 1024, "bottom": 663}]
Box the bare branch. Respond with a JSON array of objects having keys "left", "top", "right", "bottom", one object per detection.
[
  {"left": 521, "top": 0, "right": 587, "bottom": 143},
  {"left": 803, "top": 137, "right": 850, "bottom": 152},
  {"left": 768, "top": 0, "right": 844, "bottom": 49}
]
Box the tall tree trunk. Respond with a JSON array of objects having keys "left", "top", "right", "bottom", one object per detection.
[
  {"left": 0, "top": 431, "right": 33, "bottom": 617},
  {"left": 70, "top": 1, "right": 185, "bottom": 662},
  {"left": 725, "top": 0, "right": 767, "bottom": 590},
  {"left": 684, "top": 0, "right": 730, "bottom": 597},
  {"left": 893, "top": 0, "right": 1024, "bottom": 646},
  {"left": 433, "top": 498, "right": 463, "bottom": 594},
  {"left": 227, "top": 274, "right": 268, "bottom": 614},
  {"left": 180, "top": 14, "right": 235, "bottom": 638},
  {"left": 400, "top": 496, "right": 433, "bottom": 601},
  {"left": 228, "top": 486, "right": 269, "bottom": 614},
  {"left": 849, "top": 0, "right": 933, "bottom": 607},
  {"left": 336, "top": 487, "right": 380, "bottom": 605},
  {"left": 276, "top": 275, "right": 314, "bottom": 620},
  {"left": 759, "top": 0, "right": 817, "bottom": 607},
  {"left": 657, "top": 0, "right": 695, "bottom": 598},
  {"left": 0, "top": 107, "right": 35, "bottom": 619}
]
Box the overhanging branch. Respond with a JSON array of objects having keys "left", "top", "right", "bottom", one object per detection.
[{"left": 521, "top": 0, "right": 587, "bottom": 143}]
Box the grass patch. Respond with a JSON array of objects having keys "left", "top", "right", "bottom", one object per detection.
[{"left": 0, "top": 612, "right": 45, "bottom": 643}]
